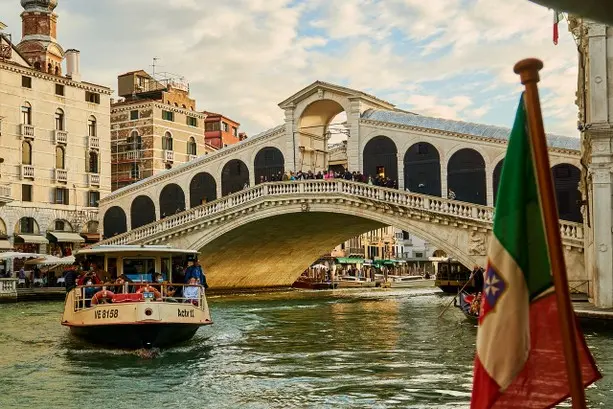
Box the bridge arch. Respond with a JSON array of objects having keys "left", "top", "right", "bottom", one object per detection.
[
  {"left": 403, "top": 142, "right": 441, "bottom": 196},
  {"left": 103, "top": 206, "right": 127, "bottom": 239},
  {"left": 222, "top": 159, "right": 250, "bottom": 196},
  {"left": 363, "top": 135, "right": 398, "bottom": 183},
  {"left": 131, "top": 195, "right": 156, "bottom": 229},
  {"left": 552, "top": 163, "right": 582, "bottom": 222},
  {"left": 159, "top": 183, "right": 186, "bottom": 218},
  {"left": 447, "top": 148, "right": 486, "bottom": 205},
  {"left": 254, "top": 147, "right": 285, "bottom": 184},
  {"left": 187, "top": 203, "right": 486, "bottom": 289},
  {"left": 493, "top": 159, "right": 504, "bottom": 205},
  {"left": 190, "top": 172, "right": 217, "bottom": 207}
]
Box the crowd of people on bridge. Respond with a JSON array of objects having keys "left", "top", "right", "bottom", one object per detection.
[{"left": 258, "top": 169, "right": 399, "bottom": 189}]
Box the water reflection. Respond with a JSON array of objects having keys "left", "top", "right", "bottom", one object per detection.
[{"left": 0, "top": 289, "right": 611, "bottom": 409}]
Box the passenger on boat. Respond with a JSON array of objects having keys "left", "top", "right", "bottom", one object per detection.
[
  {"left": 113, "top": 275, "right": 132, "bottom": 294},
  {"left": 183, "top": 277, "right": 201, "bottom": 305},
  {"left": 154, "top": 272, "right": 177, "bottom": 301},
  {"left": 472, "top": 265, "right": 485, "bottom": 292},
  {"left": 184, "top": 259, "right": 208, "bottom": 289},
  {"left": 63, "top": 262, "right": 80, "bottom": 293}
]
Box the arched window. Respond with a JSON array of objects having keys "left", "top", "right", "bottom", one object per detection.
[
  {"left": 447, "top": 148, "right": 486, "bottom": 205},
  {"left": 55, "top": 146, "right": 65, "bottom": 169},
  {"left": 127, "top": 130, "right": 142, "bottom": 150},
  {"left": 103, "top": 207, "right": 127, "bottom": 238},
  {"left": 159, "top": 184, "right": 186, "bottom": 218},
  {"left": 403, "top": 142, "right": 441, "bottom": 196},
  {"left": 33, "top": 61, "right": 41, "bottom": 70},
  {"left": 187, "top": 137, "right": 197, "bottom": 155},
  {"left": 163, "top": 132, "right": 173, "bottom": 150},
  {"left": 55, "top": 108, "right": 64, "bottom": 131},
  {"left": 222, "top": 159, "right": 249, "bottom": 196},
  {"left": 21, "top": 102, "right": 32, "bottom": 125},
  {"left": 363, "top": 136, "right": 398, "bottom": 183},
  {"left": 493, "top": 159, "right": 504, "bottom": 205},
  {"left": 89, "top": 151, "right": 99, "bottom": 174},
  {"left": 552, "top": 164, "right": 582, "bottom": 222},
  {"left": 254, "top": 147, "right": 284, "bottom": 184},
  {"left": 88, "top": 115, "right": 97, "bottom": 137},
  {"left": 22, "top": 140, "right": 32, "bottom": 165},
  {"left": 54, "top": 66, "right": 60, "bottom": 76}
]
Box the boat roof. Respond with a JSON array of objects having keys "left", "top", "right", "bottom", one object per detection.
[{"left": 75, "top": 244, "right": 199, "bottom": 256}]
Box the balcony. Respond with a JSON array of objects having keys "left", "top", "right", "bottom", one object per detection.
[
  {"left": 54, "top": 130, "right": 68, "bottom": 144},
  {"left": 188, "top": 154, "right": 197, "bottom": 161},
  {"left": 54, "top": 168, "right": 68, "bottom": 183},
  {"left": 20, "top": 124, "right": 34, "bottom": 139},
  {"left": 164, "top": 150, "right": 174, "bottom": 163},
  {"left": 20, "top": 164, "right": 34, "bottom": 179},
  {"left": 0, "top": 185, "right": 12, "bottom": 206},
  {"left": 88, "top": 136, "right": 100, "bottom": 150},
  {"left": 112, "top": 150, "right": 143, "bottom": 164},
  {"left": 88, "top": 173, "right": 100, "bottom": 186}
]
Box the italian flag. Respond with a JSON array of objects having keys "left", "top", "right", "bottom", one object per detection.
[
  {"left": 470, "top": 94, "right": 601, "bottom": 408},
  {"left": 553, "top": 11, "right": 563, "bottom": 45}
]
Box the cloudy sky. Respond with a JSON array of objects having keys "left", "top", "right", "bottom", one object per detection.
[{"left": 1, "top": 0, "right": 580, "bottom": 139}]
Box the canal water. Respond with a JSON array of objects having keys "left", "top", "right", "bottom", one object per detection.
[{"left": 0, "top": 288, "right": 612, "bottom": 408}]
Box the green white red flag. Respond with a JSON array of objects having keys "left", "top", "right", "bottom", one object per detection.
[
  {"left": 553, "top": 10, "right": 563, "bottom": 45},
  {"left": 470, "top": 93, "right": 601, "bottom": 409}
]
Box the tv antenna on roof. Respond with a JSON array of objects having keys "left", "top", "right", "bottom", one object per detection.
[{"left": 151, "top": 57, "right": 160, "bottom": 78}]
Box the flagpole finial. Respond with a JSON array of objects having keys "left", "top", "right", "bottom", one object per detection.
[{"left": 513, "top": 58, "right": 544, "bottom": 85}]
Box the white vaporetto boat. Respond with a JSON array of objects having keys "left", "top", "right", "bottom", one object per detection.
[{"left": 61, "top": 245, "right": 212, "bottom": 349}]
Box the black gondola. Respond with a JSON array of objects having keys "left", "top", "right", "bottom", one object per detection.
[{"left": 454, "top": 291, "right": 479, "bottom": 322}]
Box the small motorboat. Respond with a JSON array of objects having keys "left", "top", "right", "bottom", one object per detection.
[
  {"left": 454, "top": 291, "right": 479, "bottom": 322},
  {"left": 389, "top": 275, "right": 429, "bottom": 288},
  {"left": 292, "top": 277, "right": 335, "bottom": 290},
  {"left": 335, "top": 276, "right": 376, "bottom": 288},
  {"left": 61, "top": 245, "right": 213, "bottom": 349}
]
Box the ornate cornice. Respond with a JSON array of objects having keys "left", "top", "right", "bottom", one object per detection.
[
  {"left": 359, "top": 119, "right": 581, "bottom": 156},
  {"left": 111, "top": 101, "right": 207, "bottom": 119},
  {"left": 0, "top": 60, "right": 112, "bottom": 94}
]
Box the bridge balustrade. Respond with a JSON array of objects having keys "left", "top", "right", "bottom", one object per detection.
[{"left": 100, "top": 180, "right": 583, "bottom": 246}]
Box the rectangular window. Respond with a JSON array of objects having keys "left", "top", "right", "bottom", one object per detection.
[
  {"left": 88, "top": 191, "right": 100, "bottom": 207},
  {"left": 22, "top": 76, "right": 32, "bottom": 88},
  {"left": 222, "top": 121, "right": 229, "bottom": 132},
  {"left": 21, "top": 184, "right": 32, "bottom": 202},
  {"left": 55, "top": 84, "right": 64, "bottom": 96},
  {"left": 162, "top": 110, "right": 174, "bottom": 121},
  {"left": 415, "top": 252, "right": 424, "bottom": 258},
  {"left": 55, "top": 220, "right": 65, "bottom": 231},
  {"left": 54, "top": 187, "right": 69, "bottom": 205},
  {"left": 20, "top": 218, "right": 34, "bottom": 234},
  {"left": 85, "top": 91, "right": 100, "bottom": 104},
  {"left": 232, "top": 127, "right": 238, "bottom": 137},
  {"left": 205, "top": 122, "right": 220, "bottom": 132},
  {"left": 130, "top": 110, "right": 139, "bottom": 120},
  {"left": 186, "top": 116, "right": 197, "bottom": 127}
]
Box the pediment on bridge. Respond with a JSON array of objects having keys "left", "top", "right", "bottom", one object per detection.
[{"left": 278, "top": 81, "right": 396, "bottom": 110}]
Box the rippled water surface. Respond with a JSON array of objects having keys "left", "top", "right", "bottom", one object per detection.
[{"left": 0, "top": 288, "right": 612, "bottom": 408}]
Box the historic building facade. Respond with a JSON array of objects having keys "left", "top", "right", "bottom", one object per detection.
[
  {"left": 0, "top": 0, "right": 110, "bottom": 255},
  {"left": 110, "top": 70, "right": 215, "bottom": 191},
  {"left": 204, "top": 111, "right": 247, "bottom": 149}
]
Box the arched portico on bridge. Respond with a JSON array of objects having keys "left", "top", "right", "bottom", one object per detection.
[
  {"left": 552, "top": 163, "right": 582, "bottom": 223},
  {"left": 403, "top": 142, "right": 441, "bottom": 196},
  {"left": 190, "top": 172, "right": 217, "bottom": 207},
  {"left": 131, "top": 196, "right": 156, "bottom": 229},
  {"left": 362, "top": 136, "right": 398, "bottom": 184},
  {"left": 222, "top": 159, "right": 250, "bottom": 196},
  {"left": 103, "top": 206, "right": 127, "bottom": 239},
  {"left": 447, "top": 148, "right": 486, "bottom": 205},
  {"left": 160, "top": 183, "right": 186, "bottom": 218},
  {"left": 254, "top": 147, "right": 285, "bottom": 183}
]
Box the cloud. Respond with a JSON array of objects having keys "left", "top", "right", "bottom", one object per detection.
[{"left": 0, "top": 0, "right": 580, "bottom": 138}]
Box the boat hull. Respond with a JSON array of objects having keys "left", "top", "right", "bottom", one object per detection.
[{"left": 69, "top": 323, "right": 204, "bottom": 349}]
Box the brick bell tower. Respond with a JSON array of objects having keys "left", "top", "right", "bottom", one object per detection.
[{"left": 16, "top": 0, "right": 64, "bottom": 75}]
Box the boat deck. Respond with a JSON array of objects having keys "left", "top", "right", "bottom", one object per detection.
[{"left": 574, "top": 302, "right": 613, "bottom": 321}]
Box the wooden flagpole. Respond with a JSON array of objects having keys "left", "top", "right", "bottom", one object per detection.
[{"left": 513, "top": 58, "right": 587, "bottom": 409}]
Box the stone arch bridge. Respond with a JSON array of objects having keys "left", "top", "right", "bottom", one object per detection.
[
  {"left": 99, "top": 180, "right": 585, "bottom": 290},
  {"left": 98, "top": 81, "right": 585, "bottom": 290}
]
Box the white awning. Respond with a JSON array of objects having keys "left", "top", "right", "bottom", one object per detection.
[
  {"left": 18, "top": 234, "right": 49, "bottom": 244},
  {"left": 48, "top": 232, "right": 85, "bottom": 243},
  {"left": 0, "top": 240, "right": 12, "bottom": 250}
]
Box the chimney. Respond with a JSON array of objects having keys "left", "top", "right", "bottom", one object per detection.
[{"left": 65, "top": 49, "right": 81, "bottom": 82}]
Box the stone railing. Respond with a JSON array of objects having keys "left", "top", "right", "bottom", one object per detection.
[
  {"left": 55, "top": 168, "right": 68, "bottom": 183},
  {"left": 20, "top": 124, "right": 34, "bottom": 139},
  {"left": 99, "top": 180, "right": 585, "bottom": 247},
  {"left": 0, "top": 278, "right": 18, "bottom": 300},
  {"left": 88, "top": 136, "right": 100, "bottom": 150},
  {"left": 20, "top": 164, "right": 34, "bottom": 179},
  {"left": 164, "top": 150, "right": 174, "bottom": 163},
  {"left": 88, "top": 173, "right": 100, "bottom": 186},
  {"left": 54, "top": 130, "right": 68, "bottom": 144}
]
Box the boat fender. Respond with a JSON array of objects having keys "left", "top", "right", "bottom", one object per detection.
[
  {"left": 91, "top": 290, "right": 115, "bottom": 305},
  {"left": 136, "top": 286, "right": 162, "bottom": 300}
]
